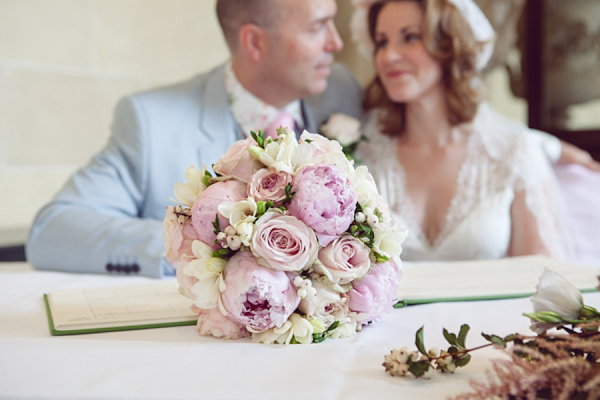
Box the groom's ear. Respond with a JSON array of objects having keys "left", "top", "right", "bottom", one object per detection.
[{"left": 238, "top": 23, "right": 270, "bottom": 63}]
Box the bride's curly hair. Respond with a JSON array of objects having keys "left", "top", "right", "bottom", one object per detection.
[{"left": 363, "top": 0, "right": 484, "bottom": 136}]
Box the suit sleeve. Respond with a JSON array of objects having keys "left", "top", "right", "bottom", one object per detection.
[{"left": 26, "top": 96, "right": 172, "bottom": 278}]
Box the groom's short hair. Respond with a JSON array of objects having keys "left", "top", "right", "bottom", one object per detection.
[{"left": 216, "top": 0, "right": 286, "bottom": 51}]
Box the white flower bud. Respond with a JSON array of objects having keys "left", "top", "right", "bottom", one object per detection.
[
  {"left": 363, "top": 207, "right": 374, "bottom": 216},
  {"left": 355, "top": 212, "right": 366, "bottom": 223}
]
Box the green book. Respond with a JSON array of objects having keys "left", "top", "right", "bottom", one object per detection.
[
  {"left": 44, "top": 281, "right": 197, "bottom": 336},
  {"left": 396, "top": 255, "right": 598, "bottom": 307}
]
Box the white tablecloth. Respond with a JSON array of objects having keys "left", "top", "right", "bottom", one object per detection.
[{"left": 1, "top": 262, "right": 598, "bottom": 400}]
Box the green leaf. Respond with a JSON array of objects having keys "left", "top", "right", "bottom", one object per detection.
[
  {"left": 454, "top": 354, "right": 471, "bottom": 367},
  {"left": 415, "top": 326, "right": 427, "bottom": 355},
  {"left": 457, "top": 324, "right": 470, "bottom": 348},
  {"left": 482, "top": 333, "right": 507, "bottom": 348},
  {"left": 212, "top": 214, "right": 220, "bottom": 235},
  {"left": 408, "top": 361, "right": 430, "bottom": 378},
  {"left": 503, "top": 333, "right": 518, "bottom": 342},
  {"left": 443, "top": 328, "right": 457, "bottom": 346}
]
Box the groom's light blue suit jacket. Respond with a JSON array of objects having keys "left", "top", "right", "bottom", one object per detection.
[{"left": 26, "top": 63, "right": 362, "bottom": 278}]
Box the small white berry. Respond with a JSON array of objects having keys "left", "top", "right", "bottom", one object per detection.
[
  {"left": 227, "top": 235, "right": 241, "bottom": 250},
  {"left": 363, "top": 207, "right": 374, "bottom": 216},
  {"left": 216, "top": 232, "right": 227, "bottom": 241},
  {"left": 297, "top": 288, "right": 307, "bottom": 298},
  {"left": 367, "top": 214, "right": 379, "bottom": 226},
  {"left": 355, "top": 212, "right": 366, "bottom": 223},
  {"left": 428, "top": 347, "right": 440, "bottom": 358},
  {"left": 446, "top": 363, "right": 457, "bottom": 373},
  {"left": 293, "top": 276, "right": 303, "bottom": 286},
  {"left": 224, "top": 226, "right": 236, "bottom": 236}
]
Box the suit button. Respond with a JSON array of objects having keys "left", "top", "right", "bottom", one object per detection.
[
  {"left": 132, "top": 264, "right": 140, "bottom": 273},
  {"left": 106, "top": 263, "right": 114, "bottom": 272}
]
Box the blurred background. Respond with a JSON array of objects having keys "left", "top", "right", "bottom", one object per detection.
[{"left": 1, "top": 0, "right": 598, "bottom": 243}]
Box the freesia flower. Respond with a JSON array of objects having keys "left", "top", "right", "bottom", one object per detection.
[
  {"left": 220, "top": 251, "right": 300, "bottom": 332},
  {"left": 251, "top": 211, "right": 319, "bottom": 272},
  {"left": 528, "top": 268, "right": 584, "bottom": 333},
  {"left": 252, "top": 313, "right": 315, "bottom": 345},
  {"left": 287, "top": 164, "right": 357, "bottom": 246},
  {"left": 254, "top": 127, "right": 297, "bottom": 174},
  {"left": 213, "top": 137, "right": 261, "bottom": 183},
  {"left": 317, "top": 233, "right": 371, "bottom": 285},
  {"left": 372, "top": 224, "right": 408, "bottom": 259},
  {"left": 319, "top": 113, "right": 362, "bottom": 147},
  {"left": 194, "top": 306, "right": 248, "bottom": 340},
  {"left": 180, "top": 240, "right": 226, "bottom": 309},
  {"left": 191, "top": 180, "right": 247, "bottom": 250},
  {"left": 172, "top": 164, "right": 207, "bottom": 207},
  {"left": 247, "top": 167, "right": 292, "bottom": 204},
  {"left": 347, "top": 258, "right": 402, "bottom": 326},
  {"left": 298, "top": 279, "right": 348, "bottom": 329}
]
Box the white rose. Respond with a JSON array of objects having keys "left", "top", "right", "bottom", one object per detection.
[
  {"left": 298, "top": 280, "right": 348, "bottom": 328},
  {"left": 373, "top": 225, "right": 408, "bottom": 259},
  {"left": 320, "top": 114, "right": 362, "bottom": 147}
]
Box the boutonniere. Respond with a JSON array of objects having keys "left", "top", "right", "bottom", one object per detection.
[{"left": 319, "top": 113, "right": 367, "bottom": 161}]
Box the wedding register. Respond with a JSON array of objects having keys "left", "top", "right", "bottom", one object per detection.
[
  {"left": 397, "top": 255, "right": 598, "bottom": 306},
  {"left": 44, "top": 280, "right": 197, "bottom": 336}
]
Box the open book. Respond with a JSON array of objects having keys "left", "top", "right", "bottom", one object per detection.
[
  {"left": 397, "top": 255, "right": 598, "bottom": 306},
  {"left": 44, "top": 280, "right": 197, "bottom": 336}
]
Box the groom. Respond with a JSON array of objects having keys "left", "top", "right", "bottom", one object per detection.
[{"left": 26, "top": 0, "right": 362, "bottom": 278}]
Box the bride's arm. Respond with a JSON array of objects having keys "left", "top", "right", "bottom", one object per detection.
[{"left": 508, "top": 189, "right": 552, "bottom": 257}]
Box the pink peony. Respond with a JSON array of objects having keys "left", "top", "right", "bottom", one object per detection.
[
  {"left": 347, "top": 258, "right": 402, "bottom": 326},
  {"left": 299, "top": 131, "right": 344, "bottom": 157},
  {"left": 318, "top": 233, "right": 371, "bottom": 285},
  {"left": 247, "top": 167, "right": 292, "bottom": 204},
  {"left": 176, "top": 262, "right": 198, "bottom": 300},
  {"left": 213, "top": 137, "right": 261, "bottom": 183},
  {"left": 163, "top": 205, "right": 198, "bottom": 265},
  {"left": 220, "top": 251, "right": 300, "bottom": 332},
  {"left": 287, "top": 164, "right": 357, "bottom": 246},
  {"left": 251, "top": 211, "right": 319, "bottom": 272},
  {"left": 193, "top": 306, "right": 249, "bottom": 340},
  {"left": 190, "top": 180, "right": 246, "bottom": 250}
]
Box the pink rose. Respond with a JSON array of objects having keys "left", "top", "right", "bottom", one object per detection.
[
  {"left": 220, "top": 251, "right": 300, "bottom": 332},
  {"left": 163, "top": 205, "right": 198, "bottom": 264},
  {"left": 347, "top": 258, "right": 402, "bottom": 326},
  {"left": 213, "top": 137, "right": 261, "bottom": 183},
  {"left": 191, "top": 180, "right": 247, "bottom": 250},
  {"left": 250, "top": 211, "right": 319, "bottom": 272},
  {"left": 318, "top": 233, "right": 371, "bottom": 285},
  {"left": 299, "top": 131, "right": 344, "bottom": 157},
  {"left": 287, "top": 164, "right": 357, "bottom": 246},
  {"left": 247, "top": 168, "right": 292, "bottom": 204},
  {"left": 193, "top": 306, "right": 249, "bottom": 340}
]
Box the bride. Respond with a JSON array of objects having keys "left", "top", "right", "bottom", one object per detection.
[{"left": 353, "top": 0, "right": 567, "bottom": 261}]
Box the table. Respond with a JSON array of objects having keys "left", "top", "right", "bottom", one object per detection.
[{"left": 1, "top": 262, "right": 598, "bottom": 400}]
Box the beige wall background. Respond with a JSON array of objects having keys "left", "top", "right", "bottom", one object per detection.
[{"left": 0, "top": 0, "right": 524, "bottom": 234}]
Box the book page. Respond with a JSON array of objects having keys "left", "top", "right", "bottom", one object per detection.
[
  {"left": 397, "top": 255, "right": 599, "bottom": 303},
  {"left": 48, "top": 281, "right": 197, "bottom": 330}
]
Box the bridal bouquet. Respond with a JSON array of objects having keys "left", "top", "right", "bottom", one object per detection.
[{"left": 163, "top": 127, "right": 407, "bottom": 344}]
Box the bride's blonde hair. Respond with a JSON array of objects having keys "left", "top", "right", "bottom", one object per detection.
[{"left": 363, "top": 0, "right": 484, "bottom": 136}]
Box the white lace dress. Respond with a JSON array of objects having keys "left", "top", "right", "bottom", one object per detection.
[{"left": 358, "top": 105, "right": 566, "bottom": 261}]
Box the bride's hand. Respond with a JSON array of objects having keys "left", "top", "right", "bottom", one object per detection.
[{"left": 558, "top": 140, "right": 600, "bottom": 172}]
